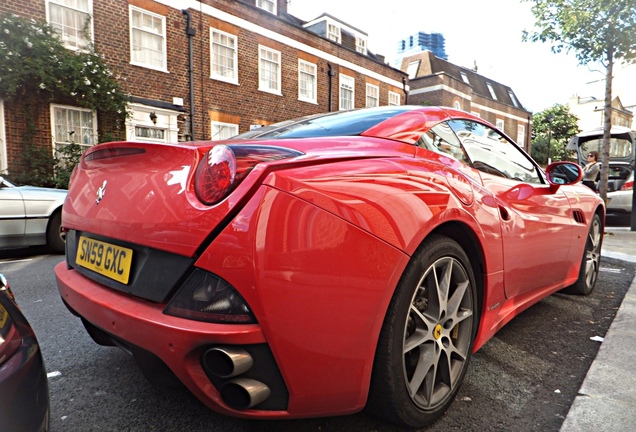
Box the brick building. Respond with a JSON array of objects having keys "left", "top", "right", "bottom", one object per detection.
[
  {"left": 0, "top": 0, "right": 407, "bottom": 176},
  {"left": 401, "top": 50, "right": 532, "bottom": 151}
]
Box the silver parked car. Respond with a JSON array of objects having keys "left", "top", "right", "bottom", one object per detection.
[
  {"left": 0, "top": 176, "right": 67, "bottom": 253},
  {"left": 607, "top": 172, "right": 634, "bottom": 223}
]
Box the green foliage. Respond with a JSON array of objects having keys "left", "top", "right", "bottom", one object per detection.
[
  {"left": 530, "top": 104, "right": 581, "bottom": 165},
  {"left": 522, "top": 0, "right": 636, "bottom": 65},
  {"left": 0, "top": 12, "right": 129, "bottom": 187},
  {"left": 10, "top": 141, "right": 83, "bottom": 189},
  {"left": 0, "top": 13, "right": 129, "bottom": 116},
  {"left": 523, "top": 0, "right": 636, "bottom": 199}
]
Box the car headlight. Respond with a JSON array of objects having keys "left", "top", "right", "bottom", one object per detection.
[{"left": 164, "top": 269, "right": 255, "bottom": 324}]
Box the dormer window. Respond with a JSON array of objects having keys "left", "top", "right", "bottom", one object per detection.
[
  {"left": 460, "top": 72, "right": 470, "bottom": 84},
  {"left": 327, "top": 23, "right": 341, "bottom": 43},
  {"left": 256, "top": 0, "right": 276, "bottom": 14},
  {"left": 356, "top": 37, "right": 367, "bottom": 54},
  {"left": 407, "top": 60, "right": 420, "bottom": 79},
  {"left": 486, "top": 82, "right": 497, "bottom": 100},
  {"left": 508, "top": 90, "right": 520, "bottom": 108}
]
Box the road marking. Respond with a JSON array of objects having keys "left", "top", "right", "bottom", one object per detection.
[
  {"left": 600, "top": 268, "right": 623, "bottom": 273},
  {"left": 0, "top": 258, "right": 34, "bottom": 265}
]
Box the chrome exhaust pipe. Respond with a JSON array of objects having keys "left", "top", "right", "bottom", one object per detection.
[
  {"left": 203, "top": 347, "right": 253, "bottom": 378},
  {"left": 220, "top": 378, "right": 271, "bottom": 410}
]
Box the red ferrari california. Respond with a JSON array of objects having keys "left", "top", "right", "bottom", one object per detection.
[{"left": 55, "top": 106, "right": 604, "bottom": 428}]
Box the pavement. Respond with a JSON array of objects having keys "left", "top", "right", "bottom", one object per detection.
[{"left": 560, "top": 225, "right": 636, "bottom": 431}]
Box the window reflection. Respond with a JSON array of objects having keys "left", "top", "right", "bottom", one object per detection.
[{"left": 447, "top": 120, "right": 541, "bottom": 184}]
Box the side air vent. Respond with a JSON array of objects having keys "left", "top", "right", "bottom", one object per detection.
[{"left": 573, "top": 210, "right": 585, "bottom": 224}]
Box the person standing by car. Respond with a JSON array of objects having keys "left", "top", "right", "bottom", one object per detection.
[{"left": 582, "top": 151, "right": 600, "bottom": 191}]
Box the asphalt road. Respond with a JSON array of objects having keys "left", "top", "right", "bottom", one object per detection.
[{"left": 0, "top": 248, "right": 633, "bottom": 432}]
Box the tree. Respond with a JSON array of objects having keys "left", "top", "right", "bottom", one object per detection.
[
  {"left": 522, "top": 0, "right": 636, "bottom": 202},
  {"left": 531, "top": 104, "right": 581, "bottom": 165}
]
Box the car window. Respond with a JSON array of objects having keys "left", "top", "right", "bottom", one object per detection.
[
  {"left": 416, "top": 122, "right": 470, "bottom": 164},
  {"left": 447, "top": 119, "right": 542, "bottom": 184},
  {"left": 607, "top": 165, "right": 632, "bottom": 180},
  {"left": 581, "top": 137, "right": 633, "bottom": 159}
]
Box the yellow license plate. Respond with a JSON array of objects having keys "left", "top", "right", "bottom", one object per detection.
[
  {"left": 0, "top": 303, "right": 7, "bottom": 329},
  {"left": 76, "top": 236, "right": 133, "bottom": 284}
]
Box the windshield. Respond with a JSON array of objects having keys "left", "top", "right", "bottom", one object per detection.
[{"left": 232, "top": 106, "right": 417, "bottom": 140}]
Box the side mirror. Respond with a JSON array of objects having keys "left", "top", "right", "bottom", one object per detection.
[
  {"left": 545, "top": 161, "right": 583, "bottom": 192},
  {"left": 546, "top": 161, "right": 583, "bottom": 184}
]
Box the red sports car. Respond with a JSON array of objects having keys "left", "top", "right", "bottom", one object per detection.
[{"left": 55, "top": 106, "right": 604, "bottom": 428}]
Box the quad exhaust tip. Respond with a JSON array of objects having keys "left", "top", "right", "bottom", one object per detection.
[
  {"left": 203, "top": 346, "right": 254, "bottom": 378},
  {"left": 203, "top": 346, "right": 271, "bottom": 409},
  {"left": 220, "top": 378, "right": 271, "bottom": 410}
]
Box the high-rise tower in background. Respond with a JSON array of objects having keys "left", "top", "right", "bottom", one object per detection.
[{"left": 397, "top": 32, "right": 447, "bottom": 60}]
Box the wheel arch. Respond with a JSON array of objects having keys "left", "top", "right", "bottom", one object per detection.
[
  {"left": 427, "top": 221, "right": 485, "bottom": 324},
  {"left": 46, "top": 205, "right": 64, "bottom": 233}
]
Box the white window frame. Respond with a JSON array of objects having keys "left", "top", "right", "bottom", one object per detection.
[
  {"left": 210, "top": 28, "right": 238, "bottom": 84},
  {"left": 51, "top": 104, "right": 97, "bottom": 153},
  {"left": 388, "top": 91, "right": 400, "bottom": 106},
  {"left": 453, "top": 100, "right": 461, "bottom": 110},
  {"left": 129, "top": 6, "right": 168, "bottom": 72},
  {"left": 460, "top": 71, "right": 470, "bottom": 84},
  {"left": 258, "top": 45, "right": 281, "bottom": 95},
  {"left": 298, "top": 60, "right": 317, "bottom": 103},
  {"left": 366, "top": 83, "right": 379, "bottom": 108},
  {"left": 211, "top": 121, "right": 239, "bottom": 141},
  {"left": 0, "top": 100, "right": 6, "bottom": 174},
  {"left": 496, "top": 118, "right": 505, "bottom": 131},
  {"left": 355, "top": 37, "right": 367, "bottom": 55},
  {"left": 327, "top": 23, "right": 341, "bottom": 43},
  {"left": 46, "top": 0, "right": 93, "bottom": 51},
  {"left": 339, "top": 74, "right": 355, "bottom": 111},
  {"left": 256, "top": 0, "right": 276, "bottom": 14},
  {"left": 517, "top": 124, "right": 525, "bottom": 145},
  {"left": 486, "top": 82, "right": 497, "bottom": 100}
]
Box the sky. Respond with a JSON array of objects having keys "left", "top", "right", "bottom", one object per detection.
[{"left": 287, "top": 0, "right": 607, "bottom": 113}]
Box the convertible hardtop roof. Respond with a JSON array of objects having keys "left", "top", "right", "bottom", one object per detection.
[{"left": 232, "top": 106, "right": 420, "bottom": 140}]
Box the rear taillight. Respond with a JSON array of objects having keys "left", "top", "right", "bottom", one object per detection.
[
  {"left": 621, "top": 180, "right": 633, "bottom": 191},
  {"left": 0, "top": 274, "right": 21, "bottom": 365},
  {"left": 194, "top": 144, "right": 303, "bottom": 205},
  {"left": 164, "top": 269, "right": 255, "bottom": 323}
]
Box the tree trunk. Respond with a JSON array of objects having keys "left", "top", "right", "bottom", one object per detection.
[{"left": 599, "top": 43, "right": 614, "bottom": 203}]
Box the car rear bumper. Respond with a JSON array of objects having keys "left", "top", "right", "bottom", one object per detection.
[{"left": 54, "top": 262, "right": 298, "bottom": 419}]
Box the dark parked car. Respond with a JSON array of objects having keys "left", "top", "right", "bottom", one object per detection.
[
  {"left": 0, "top": 273, "right": 50, "bottom": 432},
  {"left": 0, "top": 176, "right": 67, "bottom": 253}
]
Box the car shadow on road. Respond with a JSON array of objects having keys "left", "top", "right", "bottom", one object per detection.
[{"left": 0, "top": 246, "right": 62, "bottom": 260}]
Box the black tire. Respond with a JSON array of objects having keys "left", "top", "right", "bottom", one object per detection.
[
  {"left": 46, "top": 211, "right": 66, "bottom": 254},
  {"left": 367, "top": 235, "right": 478, "bottom": 428},
  {"left": 561, "top": 213, "right": 602, "bottom": 295}
]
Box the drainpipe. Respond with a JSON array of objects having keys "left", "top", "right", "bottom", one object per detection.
[
  {"left": 182, "top": 9, "right": 196, "bottom": 141},
  {"left": 402, "top": 77, "right": 408, "bottom": 105},
  {"left": 327, "top": 63, "right": 335, "bottom": 112}
]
